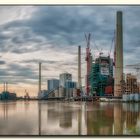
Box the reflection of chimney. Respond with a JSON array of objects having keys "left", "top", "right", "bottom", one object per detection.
[{"left": 114, "top": 11, "right": 123, "bottom": 97}]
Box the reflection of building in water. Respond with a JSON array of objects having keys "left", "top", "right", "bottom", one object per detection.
[
  {"left": 113, "top": 103, "right": 124, "bottom": 135},
  {"left": 38, "top": 101, "right": 41, "bottom": 135},
  {"left": 86, "top": 103, "right": 114, "bottom": 135},
  {"left": 47, "top": 108, "right": 59, "bottom": 123},
  {"left": 78, "top": 108, "right": 82, "bottom": 135},
  {"left": 125, "top": 104, "right": 139, "bottom": 132},
  {"left": 0, "top": 102, "right": 17, "bottom": 120},
  {"left": 59, "top": 106, "right": 72, "bottom": 128},
  {"left": 24, "top": 101, "right": 30, "bottom": 111}
]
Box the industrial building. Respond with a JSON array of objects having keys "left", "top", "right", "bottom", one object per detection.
[
  {"left": 59, "top": 73, "right": 72, "bottom": 87},
  {"left": 47, "top": 79, "right": 59, "bottom": 91},
  {"left": 84, "top": 11, "right": 124, "bottom": 98},
  {"left": 0, "top": 82, "right": 17, "bottom": 100},
  {"left": 89, "top": 55, "right": 114, "bottom": 96},
  {"left": 65, "top": 81, "right": 76, "bottom": 89},
  {"left": 125, "top": 73, "right": 139, "bottom": 94},
  {"left": 0, "top": 91, "right": 17, "bottom": 100},
  {"left": 59, "top": 73, "right": 77, "bottom": 98}
]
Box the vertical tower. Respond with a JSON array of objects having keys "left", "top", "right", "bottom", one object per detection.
[
  {"left": 3, "top": 82, "right": 5, "bottom": 92},
  {"left": 6, "top": 82, "right": 8, "bottom": 92},
  {"left": 78, "top": 45, "right": 81, "bottom": 89},
  {"left": 38, "top": 62, "right": 42, "bottom": 96},
  {"left": 114, "top": 11, "right": 123, "bottom": 97},
  {"left": 85, "top": 33, "right": 91, "bottom": 96}
]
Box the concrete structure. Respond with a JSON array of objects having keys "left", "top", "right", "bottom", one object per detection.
[
  {"left": 59, "top": 73, "right": 72, "bottom": 87},
  {"left": 59, "top": 86, "right": 65, "bottom": 97},
  {"left": 38, "top": 62, "right": 42, "bottom": 97},
  {"left": 65, "top": 81, "right": 76, "bottom": 89},
  {"left": 114, "top": 11, "right": 124, "bottom": 97},
  {"left": 65, "top": 88, "right": 73, "bottom": 98},
  {"left": 78, "top": 45, "right": 82, "bottom": 89},
  {"left": 47, "top": 79, "right": 59, "bottom": 91}
]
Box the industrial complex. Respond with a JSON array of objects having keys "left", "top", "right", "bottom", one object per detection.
[
  {"left": 37, "top": 11, "right": 140, "bottom": 102},
  {"left": 0, "top": 11, "right": 140, "bottom": 102}
]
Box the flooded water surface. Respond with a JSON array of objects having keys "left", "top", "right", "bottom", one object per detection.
[{"left": 0, "top": 101, "right": 140, "bottom": 135}]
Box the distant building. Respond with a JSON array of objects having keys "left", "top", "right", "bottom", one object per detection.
[
  {"left": 59, "top": 73, "right": 72, "bottom": 87},
  {"left": 0, "top": 91, "right": 17, "bottom": 100},
  {"left": 65, "top": 81, "right": 77, "bottom": 89},
  {"left": 47, "top": 79, "right": 59, "bottom": 91},
  {"left": 125, "top": 73, "right": 139, "bottom": 94}
]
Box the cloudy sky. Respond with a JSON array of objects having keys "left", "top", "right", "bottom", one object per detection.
[{"left": 0, "top": 6, "right": 139, "bottom": 97}]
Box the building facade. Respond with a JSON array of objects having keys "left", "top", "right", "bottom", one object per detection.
[
  {"left": 65, "top": 81, "right": 77, "bottom": 89},
  {"left": 125, "top": 73, "right": 139, "bottom": 94},
  {"left": 59, "top": 73, "right": 72, "bottom": 87},
  {"left": 89, "top": 56, "right": 114, "bottom": 96},
  {"left": 47, "top": 79, "right": 59, "bottom": 91}
]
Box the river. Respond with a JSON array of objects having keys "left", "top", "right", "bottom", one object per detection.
[{"left": 0, "top": 101, "right": 139, "bottom": 135}]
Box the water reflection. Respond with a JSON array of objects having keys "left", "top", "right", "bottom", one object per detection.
[
  {"left": 86, "top": 103, "right": 114, "bottom": 135},
  {"left": 0, "top": 101, "right": 139, "bottom": 135},
  {"left": 124, "top": 103, "right": 140, "bottom": 135},
  {"left": 59, "top": 106, "right": 72, "bottom": 128}
]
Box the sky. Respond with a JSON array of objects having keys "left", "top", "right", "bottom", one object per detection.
[{"left": 0, "top": 6, "right": 140, "bottom": 97}]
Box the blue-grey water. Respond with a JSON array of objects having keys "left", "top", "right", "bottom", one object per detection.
[{"left": 0, "top": 101, "right": 140, "bottom": 135}]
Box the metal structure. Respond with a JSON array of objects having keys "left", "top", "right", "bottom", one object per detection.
[
  {"left": 89, "top": 56, "right": 114, "bottom": 96},
  {"left": 85, "top": 33, "right": 92, "bottom": 96},
  {"left": 78, "top": 45, "right": 82, "bottom": 89}
]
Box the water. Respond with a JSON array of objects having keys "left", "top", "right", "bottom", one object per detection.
[{"left": 0, "top": 101, "right": 140, "bottom": 135}]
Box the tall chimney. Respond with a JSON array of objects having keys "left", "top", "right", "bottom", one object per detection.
[
  {"left": 114, "top": 11, "right": 123, "bottom": 97},
  {"left": 38, "top": 62, "right": 42, "bottom": 97},
  {"left": 6, "top": 82, "right": 8, "bottom": 92},
  {"left": 78, "top": 45, "right": 81, "bottom": 89},
  {"left": 3, "top": 82, "right": 5, "bottom": 92}
]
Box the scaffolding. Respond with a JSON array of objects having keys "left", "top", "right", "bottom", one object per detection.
[
  {"left": 125, "top": 73, "right": 139, "bottom": 94},
  {"left": 89, "top": 56, "right": 114, "bottom": 96}
]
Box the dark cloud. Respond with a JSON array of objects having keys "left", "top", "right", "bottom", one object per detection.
[
  {"left": 0, "top": 6, "right": 140, "bottom": 87},
  {"left": 0, "top": 60, "right": 6, "bottom": 65},
  {"left": 22, "top": 59, "right": 61, "bottom": 64}
]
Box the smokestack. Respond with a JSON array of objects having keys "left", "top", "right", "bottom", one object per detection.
[
  {"left": 38, "top": 62, "right": 42, "bottom": 96},
  {"left": 78, "top": 46, "right": 81, "bottom": 89},
  {"left": 3, "top": 82, "right": 5, "bottom": 92},
  {"left": 114, "top": 11, "right": 123, "bottom": 97},
  {"left": 6, "top": 82, "right": 8, "bottom": 92}
]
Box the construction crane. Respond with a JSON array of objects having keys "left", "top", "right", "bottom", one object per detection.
[
  {"left": 24, "top": 89, "right": 30, "bottom": 100},
  {"left": 85, "top": 33, "right": 92, "bottom": 96}
]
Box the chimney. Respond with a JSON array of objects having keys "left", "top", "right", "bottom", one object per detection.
[
  {"left": 78, "top": 45, "right": 81, "bottom": 89},
  {"left": 114, "top": 11, "right": 123, "bottom": 97}
]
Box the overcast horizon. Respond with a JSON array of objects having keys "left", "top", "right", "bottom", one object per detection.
[{"left": 0, "top": 6, "right": 139, "bottom": 96}]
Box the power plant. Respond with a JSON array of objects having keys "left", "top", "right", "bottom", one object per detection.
[
  {"left": 83, "top": 11, "right": 122, "bottom": 98},
  {"left": 37, "top": 11, "right": 140, "bottom": 102}
]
